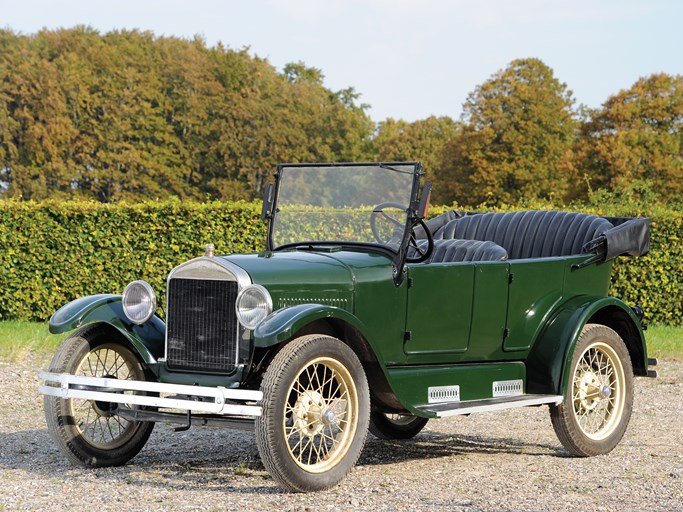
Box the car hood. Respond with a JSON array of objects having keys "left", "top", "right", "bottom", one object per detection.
[
  {"left": 224, "top": 251, "right": 352, "bottom": 287},
  {"left": 223, "top": 249, "right": 393, "bottom": 312}
]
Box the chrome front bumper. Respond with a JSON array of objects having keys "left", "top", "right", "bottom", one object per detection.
[{"left": 39, "top": 371, "right": 263, "bottom": 417}]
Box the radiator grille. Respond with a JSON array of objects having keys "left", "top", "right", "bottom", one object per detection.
[{"left": 166, "top": 278, "right": 239, "bottom": 373}]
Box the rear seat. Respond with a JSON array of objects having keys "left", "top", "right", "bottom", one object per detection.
[{"left": 433, "top": 210, "right": 613, "bottom": 260}]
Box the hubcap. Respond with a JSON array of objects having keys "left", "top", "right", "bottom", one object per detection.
[
  {"left": 600, "top": 385, "right": 612, "bottom": 399},
  {"left": 322, "top": 408, "right": 337, "bottom": 425}
]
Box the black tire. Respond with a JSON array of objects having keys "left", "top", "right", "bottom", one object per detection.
[
  {"left": 369, "top": 412, "right": 428, "bottom": 440},
  {"left": 255, "top": 335, "right": 370, "bottom": 492},
  {"left": 43, "top": 324, "right": 155, "bottom": 467},
  {"left": 550, "top": 323, "right": 634, "bottom": 456}
]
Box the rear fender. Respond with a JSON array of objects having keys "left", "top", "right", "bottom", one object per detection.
[
  {"left": 49, "top": 294, "right": 165, "bottom": 364},
  {"left": 526, "top": 296, "right": 646, "bottom": 396}
]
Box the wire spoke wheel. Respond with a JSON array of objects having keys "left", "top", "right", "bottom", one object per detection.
[
  {"left": 44, "top": 325, "right": 155, "bottom": 467},
  {"left": 284, "top": 357, "right": 357, "bottom": 473},
  {"left": 369, "top": 412, "right": 429, "bottom": 440},
  {"left": 572, "top": 342, "right": 624, "bottom": 440},
  {"left": 384, "top": 413, "right": 417, "bottom": 425},
  {"left": 70, "top": 343, "right": 142, "bottom": 449},
  {"left": 256, "top": 335, "right": 370, "bottom": 492},
  {"left": 550, "top": 324, "right": 633, "bottom": 456}
]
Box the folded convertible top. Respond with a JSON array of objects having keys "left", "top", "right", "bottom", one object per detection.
[{"left": 584, "top": 216, "right": 650, "bottom": 261}]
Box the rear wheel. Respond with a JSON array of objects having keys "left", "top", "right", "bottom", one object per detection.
[
  {"left": 550, "top": 324, "right": 633, "bottom": 456},
  {"left": 44, "top": 325, "right": 155, "bottom": 467},
  {"left": 256, "top": 335, "right": 370, "bottom": 492},
  {"left": 369, "top": 412, "right": 428, "bottom": 440}
]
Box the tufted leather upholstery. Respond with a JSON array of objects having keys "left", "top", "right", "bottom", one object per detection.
[
  {"left": 414, "top": 238, "right": 508, "bottom": 263},
  {"left": 433, "top": 210, "right": 614, "bottom": 260}
]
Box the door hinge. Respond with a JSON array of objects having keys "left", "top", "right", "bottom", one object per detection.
[
  {"left": 508, "top": 273, "right": 514, "bottom": 284},
  {"left": 503, "top": 328, "right": 510, "bottom": 340},
  {"left": 407, "top": 277, "right": 413, "bottom": 288},
  {"left": 404, "top": 331, "right": 412, "bottom": 341}
]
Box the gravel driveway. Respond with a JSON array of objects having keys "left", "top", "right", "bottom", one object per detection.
[{"left": 1, "top": 354, "right": 681, "bottom": 512}]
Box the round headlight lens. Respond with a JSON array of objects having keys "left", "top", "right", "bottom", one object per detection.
[
  {"left": 235, "top": 284, "right": 272, "bottom": 330},
  {"left": 122, "top": 280, "right": 156, "bottom": 325}
]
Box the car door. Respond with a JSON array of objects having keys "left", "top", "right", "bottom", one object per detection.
[{"left": 403, "top": 261, "right": 510, "bottom": 363}]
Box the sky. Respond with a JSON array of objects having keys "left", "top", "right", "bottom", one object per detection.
[{"left": 2, "top": 0, "right": 682, "bottom": 122}]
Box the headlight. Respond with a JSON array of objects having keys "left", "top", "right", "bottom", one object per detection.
[
  {"left": 122, "top": 280, "right": 156, "bottom": 325},
  {"left": 235, "top": 284, "right": 272, "bottom": 329}
]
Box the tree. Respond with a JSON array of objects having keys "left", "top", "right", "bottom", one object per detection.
[
  {"left": 283, "top": 61, "right": 324, "bottom": 85},
  {"left": 439, "top": 58, "right": 578, "bottom": 206},
  {"left": 577, "top": 73, "right": 683, "bottom": 203},
  {"left": 0, "top": 28, "right": 376, "bottom": 202},
  {"left": 371, "top": 116, "right": 460, "bottom": 203},
  {"left": 0, "top": 29, "right": 79, "bottom": 199}
]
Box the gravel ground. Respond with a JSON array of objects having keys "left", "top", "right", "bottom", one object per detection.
[{"left": 1, "top": 354, "right": 681, "bottom": 512}]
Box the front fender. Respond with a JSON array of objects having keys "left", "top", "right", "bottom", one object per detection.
[
  {"left": 49, "top": 294, "right": 165, "bottom": 365},
  {"left": 526, "top": 296, "right": 645, "bottom": 396},
  {"left": 253, "top": 304, "right": 370, "bottom": 348}
]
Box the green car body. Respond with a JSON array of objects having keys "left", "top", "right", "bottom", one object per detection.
[
  {"left": 41, "top": 162, "right": 654, "bottom": 492},
  {"left": 48, "top": 248, "right": 647, "bottom": 412}
]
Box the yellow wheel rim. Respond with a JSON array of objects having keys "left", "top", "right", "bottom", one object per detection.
[
  {"left": 571, "top": 341, "right": 626, "bottom": 440},
  {"left": 283, "top": 356, "right": 359, "bottom": 473}
]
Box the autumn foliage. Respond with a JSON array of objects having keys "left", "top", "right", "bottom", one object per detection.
[
  {"left": 0, "top": 28, "right": 372, "bottom": 202},
  {"left": 1, "top": 28, "right": 682, "bottom": 209}
]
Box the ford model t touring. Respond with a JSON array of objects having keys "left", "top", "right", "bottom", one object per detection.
[{"left": 40, "top": 162, "right": 655, "bottom": 491}]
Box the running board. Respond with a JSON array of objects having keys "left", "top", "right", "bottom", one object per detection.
[{"left": 416, "top": 394, "right": 563, "bottom": 418}]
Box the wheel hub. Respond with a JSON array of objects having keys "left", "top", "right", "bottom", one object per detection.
[
  {"left": 92, "top": 374, "right": 118, "bottom": 417},
  {"left": 92, "top": 400, "right": 118, "bottom": 417},
  {"left": 578, "top": 372, "right": 604, "bottom": 410},
  {"left": 292, "top": 390, "right": 326, "bottom": 438}
]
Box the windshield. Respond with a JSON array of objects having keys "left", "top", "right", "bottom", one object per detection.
[{"left": 270, "top": 163, "right": 418, "bottom": 251}]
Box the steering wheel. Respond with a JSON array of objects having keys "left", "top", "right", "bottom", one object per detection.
[{"left": 370, "top": 202, "right": 434, "bottom": 263}]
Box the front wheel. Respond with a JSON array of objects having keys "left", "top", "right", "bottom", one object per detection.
[
  {"left": 369, "top": 412, "right": 428, "bottom": 440},
  {"left": 43, "top": 325, "right": 155, "bottom": 467},
  {"left": 550, "top": 324, "right": 633, "bottom": 456},
  {"left": 255, "top": 335, "right": 370, "bottom": 492}
]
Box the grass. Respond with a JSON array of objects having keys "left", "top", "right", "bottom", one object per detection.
[
  {"left": 644, "top": 324, "right": 682, "bottom": 362},
  {"left": 0, "top": 321, "right": 67, "bottom": 362},
  {"left": 0, "top": 321, "right": 680, "bottom": 362}
]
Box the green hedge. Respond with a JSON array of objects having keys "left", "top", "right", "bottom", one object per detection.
[
  {"left": 0, "top": 199, "right": 266, "bottom": 321},
  {"left": 604, "top": 212, "right": 682, "bottom": 326},
  {"left": 1, "top": 199, "right": 681, "bottom": 325}
]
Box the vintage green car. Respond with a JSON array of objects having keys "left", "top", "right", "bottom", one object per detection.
[{"left": 40, "top": 162, "right": 656, "bottom": 492}]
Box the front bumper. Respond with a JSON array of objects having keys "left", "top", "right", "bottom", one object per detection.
[{"left": 39, "top": 371, "right": 263, "bottom": 417}]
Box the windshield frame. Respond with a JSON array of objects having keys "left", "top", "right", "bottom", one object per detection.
[{"left": 265, "top": 162, "right": 424, "bottom": 261}]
